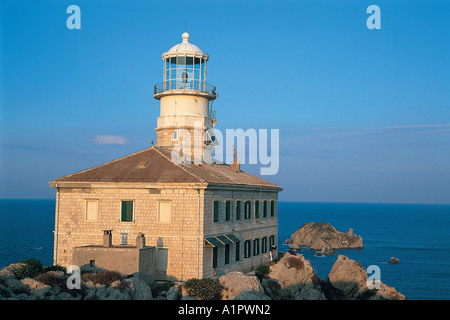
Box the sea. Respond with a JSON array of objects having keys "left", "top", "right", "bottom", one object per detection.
[{"left": 0, "top": 199, "right": 449, "bottom": 300}]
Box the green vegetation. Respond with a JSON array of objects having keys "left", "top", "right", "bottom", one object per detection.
[
  {"left": 13, "top": 258, "right": 44, "bottom": 280},
  {"left": 255, "top": 264, "right": 271, "bottom": 280},
  {"left": 184, "top": 278, "right": 224, "bottom": 300}
]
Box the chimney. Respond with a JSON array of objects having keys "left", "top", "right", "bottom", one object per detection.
[
  {"left": 231, "top": 160, "right": 240, "bottom": 172},
  {"left": 231, "top": 146, "right": 240, "bottom": 172},
  {"left": 103, "top": 230, "right": 113, "bottom": 247},
  {"left": 136, "top": 232, "right": 146, "bottom": 248}
]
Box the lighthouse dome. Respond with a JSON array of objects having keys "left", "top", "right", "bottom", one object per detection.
[{"left": 167, "top": 32, "right": 204, "bottom": 55}]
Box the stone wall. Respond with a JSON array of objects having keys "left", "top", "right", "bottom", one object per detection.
[
  {"left": 202, "top": 187, "right": 279, "bottom": 278},
  {"left": 53, "top": 185, "right": 205, "bottom": 281},
  {"left": 53, "top": 184, "right": 279, "bottom": 281},
  {"left": 72, "top": 245, "right": 156, "bottom": 283}
]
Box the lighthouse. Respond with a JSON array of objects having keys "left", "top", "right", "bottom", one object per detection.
[
  {"left": 153, "top": 32, "right": 218, "bottom": 162},
  {"left": 50, "top": 31, "right": 282, "bottom": 281}
]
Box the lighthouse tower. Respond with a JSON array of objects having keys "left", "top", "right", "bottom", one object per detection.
[{"left": 153, "top": 32, "right": 218, "bottom": 162}]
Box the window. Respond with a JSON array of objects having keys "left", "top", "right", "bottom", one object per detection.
[
  {"left": 269, "top": 235, "right": 275, "bottom": 250},
  {"left": 225, "top": 244, "right": 230, "bottom": 265},
  {"left": 121, "top": 233, "right": 128, "bottom": 245},
  {"left": 85, "top": 200, "right": 98, "bottom": 222},
  {"left": 213, "top": 201, "right": 219, "bottom": 222},
  {"left": 253, "top": 238, "right": 260, "bottom": 256},
  {"left": 244, "top": 201, "right": 251, "bottom": 219},
  {"left": 255, "top": 201, "right": 260, "bottom": 218},
  {"left": 244, "top": 240, "right": 251, "bottom": 258},
  {"left": 236, "top": 201, "right": 241, "bottom": 220},
  {"left": 213, "top": 247, "right": 218, "bottom": 268},
  {"left": 158, "top": 201, "right": 171, "bottom": 224},
  {"left": 172, "top": 130, "right": 178, "bottom": 141},
  {"left": 235, "top": 241, "right": 240, "bottom": 262},
  {"left": 271, "top": 200, "right": 275, "bottom": 217},
  {"left": 262, "top": 237, "right": 267, "bottom": 253},
  {"left": 225, "top": 201, "right": 231, "bottom": 221},
  {"left": 121, "top": 201, "right": 133, "bottom": 222},
  {"left": 263, "top": 201, "right": 268, "bottom": 218}
]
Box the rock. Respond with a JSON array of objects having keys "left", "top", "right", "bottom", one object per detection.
[
  {"left": 219, "top": 272, "right": 270, "bottom": 300},
  {"left": 21, "top": 278, "right": 51, "bottom": 298},
  {"left": 127, "top": 278, "right": 153, "bottom": 300},
  {"left": 327, "top": 255, "right": 405, "bottom": 300},
  {"left": 3, "top": 278, "right": 29, "bottom": 295},
  {"left": 327, "top": 255, "right": 368, "bottom": 299},
  {"left": 110, "top": 280, "right": 122, "bottom": 289},
  {"left": 266, "top": 253, "right": 325, "bottom": 300},
  {"left": 368, "top": 283, "right": 405, "bottom": 300},
  {"left": 166, "top": 286, "right": 178, "bottom": 300},
  {"left": 289, "top": 222, "right": 363, "bottom": 252},
  {"left": 388, "top": 257, "right": 399, "bottom": 264}
]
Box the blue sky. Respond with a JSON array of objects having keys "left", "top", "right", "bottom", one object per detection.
[{"left": 1, "top": 0, "right": 449, "bottom": 203}]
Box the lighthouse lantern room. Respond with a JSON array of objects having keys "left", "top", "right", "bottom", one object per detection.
[{"left": 153, "top": 32, "right": 218, "bottom": 159}]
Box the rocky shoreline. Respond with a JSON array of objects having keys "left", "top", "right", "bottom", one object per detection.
[{"left": 0, "top": 253, "right": 405, "bottom": 300}]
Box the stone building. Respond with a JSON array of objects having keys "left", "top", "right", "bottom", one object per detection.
[{"left": 49, "top": 32, "right": 282, "bottom": 281}]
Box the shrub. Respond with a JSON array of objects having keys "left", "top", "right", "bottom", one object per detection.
[
  {"left": 94, "top": 271, "right": 122, "bottom": 285},
  {"left": 13, "top": 258, "right": 43, "bottom": 280},
  {"left": 285, "top": 256, "right": 304, "bottom": 270},
  {"left": 82, "top": 270, "right": 122, "bottom": 286},
  {"left": 184, "top": 278, "right": 224, "bottom": 300},
  {"left": 82, "top": 272, "right": 95, "bottom": 283},
  {"left": 43, "top": 264, "right": 67, "bottom": 273},
  {"left": 255, "top": 264, "right": 271, "bottom": 280},
  {"left": 34, "top": 272, "right": 64, "bottom": 287}
]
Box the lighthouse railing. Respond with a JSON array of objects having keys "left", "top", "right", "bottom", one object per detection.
[{"left": 154, "top": 81, "right": 217, "bottom": 98}]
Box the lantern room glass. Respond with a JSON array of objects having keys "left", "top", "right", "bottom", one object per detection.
[{"left": 164, "top": 56, "right": 206, "bottom": 91}]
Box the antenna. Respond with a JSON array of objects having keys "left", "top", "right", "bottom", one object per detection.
[{"left": 185, "top": 21, "right": 188, "bottom": 33}]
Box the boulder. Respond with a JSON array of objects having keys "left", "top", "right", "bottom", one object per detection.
[
  {"left": 266, "top": 253, "right": 325, "bottom": 300},
  {"left": 289, "top": 222, "right": 363, "bottom": 252},
  {"left": 127, "top": 278, "right": 153, "bottom": 300},
  {"left": 219, "top": 272, "right": 270, "bottom": 300},
  {"left": 21, "top": 278, "right": 51, "bottom": 298},
  {"left": 328, "top": 255, "right": 405, "bottom": 300},
  {"left": 327, "top": 255, "right": 368, "bottom": 299}
]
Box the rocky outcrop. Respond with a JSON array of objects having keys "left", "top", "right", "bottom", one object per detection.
[
  {"left": 1, "top": 254, "right": 405, "bottom": 300},
  {"left": 264, "top": 253, "right": 325, "bottom": 300},
  {"left": 219, "top": 272, "right": 269, "bottom": 300},
  {"left": 326, "top": 255, "right": 405, "bottom": 300},
  {"left": 0, "top": 263, "right": 161, "bottom": 300},
  {"left": 290, "top": 222, "right": 363, "bottom": 253},
  {"left": 388, "top": 257, "right": 400, "bottom": 264}
]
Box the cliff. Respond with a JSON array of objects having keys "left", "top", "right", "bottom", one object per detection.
[{"left": 289, "top": 222, "right": 364, "bottom": 253}]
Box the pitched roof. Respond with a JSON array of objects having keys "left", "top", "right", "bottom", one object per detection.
[{"left": 52, "top": 146, "right": 281, "bottom": 189}]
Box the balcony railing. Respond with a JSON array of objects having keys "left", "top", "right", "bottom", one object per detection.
[{"left": 154, "top": 81, "right": 218, "bottom": 98}]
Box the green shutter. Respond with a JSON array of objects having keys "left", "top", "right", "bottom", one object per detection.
[
  {"left": 121, "top": 201, "right": 133, "bottom": 222},
  {"left": 213, "top": 201, "right": 219, "bottom": 222},
  {"left": 225, "top": 244, "right": 229, "bottom": 265},
  {"left": 271, "top": 201, "right": 275, "bottom": 216},
  {"left": 121, "top": 201, "right": 127, "bottom": 221},
  {"left": 236, "top": 201, "right": 241, "bottom": 220},
  {"left": 255, "top": 201, "right": 259, "bottom": 218},
  {"left": 225, "top": 201, "right": 231, "bottom": 221},
  {"left": 213, "top": 247, "right": 218, "bottom": 268},
  {"left": 235, "top": 241, "right": 240, "bottom": 261}
]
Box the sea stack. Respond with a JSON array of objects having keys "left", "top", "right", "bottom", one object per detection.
[{"left": 289, "top": 222, "right": 363, "bottom": 253}]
